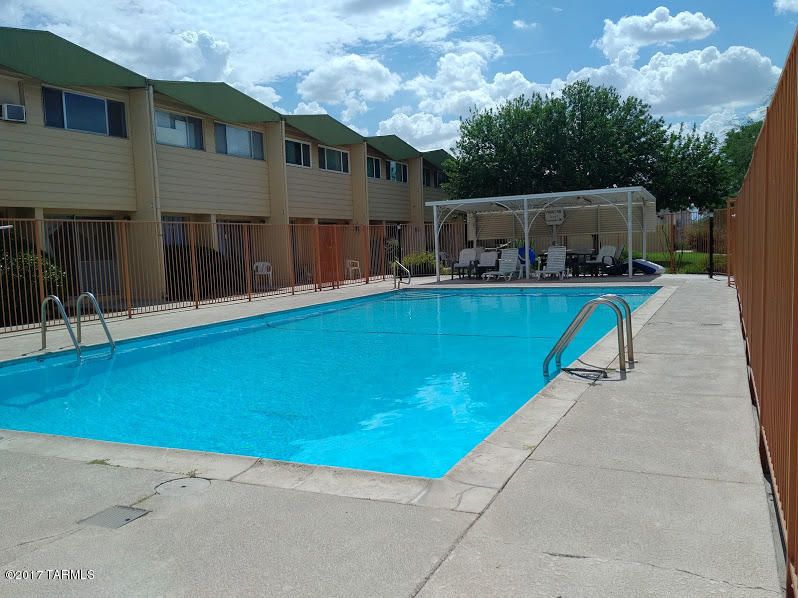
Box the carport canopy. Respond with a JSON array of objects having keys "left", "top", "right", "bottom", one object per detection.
[{"left": 425, "top": 186, "right": 656, "bottom": 281}]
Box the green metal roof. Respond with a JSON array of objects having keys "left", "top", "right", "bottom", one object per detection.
[
  {"left": 153, "top": 80, "right": 281, "bottom": 123},
  {"left": 366, "top": 135, "right": 421, "bottom": 161},
  {"left": 0, "top": 27, "right": 146, "bottom": 87},
  {"left": 284, "top": 114, "right": 363, "bottom": 146},
  {"left": 423, "top": 149, "right": 454, "bottom": 170}
]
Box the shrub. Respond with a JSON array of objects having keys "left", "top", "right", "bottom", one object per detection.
[
  {"left": 401, "top": 251, "right": 436, "bottom": 275},
  {"left": 0, "top": 251, "right": 67, "bottom": 326}
]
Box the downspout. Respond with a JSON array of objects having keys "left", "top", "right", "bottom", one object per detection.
[{"left": 146, "top": 82, "right": 163, "bottom": 224}]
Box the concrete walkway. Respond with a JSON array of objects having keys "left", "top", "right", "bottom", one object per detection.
[
  {"left": 420, "top": 277, "right": 782, "bottom": 596},
  {"left": 0, "top": 276, "right": 782, "bottom": 596}
]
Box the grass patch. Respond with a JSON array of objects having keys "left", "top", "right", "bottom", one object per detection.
[
  {"left": 87, "top": 458, "right": 111, "bottom": 466},
  {"left": 632, "top": 251, "right": 727, "bottom": 275}
]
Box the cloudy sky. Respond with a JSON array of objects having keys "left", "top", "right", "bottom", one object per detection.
[{"left": 3, "top": 1, "right": 795, "bottom": 150}]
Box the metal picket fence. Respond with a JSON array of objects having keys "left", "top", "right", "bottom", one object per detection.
[
  {"left": 733, "top": 29, "right": 798, "bottom": 596},
  {"left": 0, "top": 219, "right": 468, "bottom": 334}
]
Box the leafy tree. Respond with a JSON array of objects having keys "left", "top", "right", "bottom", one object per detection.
[
  {"left": 444, "top": 81, "right": 731, "bottom": 210},
  {"left": 721, "top": 120, "right": 763, "bottom": 194},
  {"left": 651, "top": 126, "right": 729, "bottom": 210}
]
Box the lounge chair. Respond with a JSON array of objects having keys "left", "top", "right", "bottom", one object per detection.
[
  {"left": 474, "top": 251, "right": 498, "bottom": 277},
  {"left": 585, "top": 245, "right": 617, "bottom": 276},
  {"left": 483, "top": 253, "right": 519, "bottom": 281},
  {"left": 537, "top": 246, "right": 568, "bottom": 279},
  {"left": 452, "top": 248, "right": 477, "bottom": 278}
]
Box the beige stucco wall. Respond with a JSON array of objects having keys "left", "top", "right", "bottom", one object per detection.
[
  {"left": 154, "top": 98, "right": 270, "bottom": 218},
  {"left": 285, "top": 129, "right": 353, "bottom": 221},
  {"left": 423, "top": 185, "right": 447, "bottom": 222},
  {"left": 470, "top": 202, "right": 658, "bottom": 252},
  {"left": 0, "top": 77, "right": 137, "bottom": 212},
  {"left": 368, "top": 177, "right": 410, "bottom": 222}
]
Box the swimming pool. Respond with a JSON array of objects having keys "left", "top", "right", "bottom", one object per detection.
[{"left": 0, "top": 287, "right": 657, "bottom": 478}]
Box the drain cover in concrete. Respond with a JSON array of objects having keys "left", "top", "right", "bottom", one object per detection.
[
  {"left": 155, "top": 477, "right": 211, "bottom": 496},
  {"left": 79, "top": 506, "right": 148, "bottom": 528}
]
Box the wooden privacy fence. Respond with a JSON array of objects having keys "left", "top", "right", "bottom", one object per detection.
[
  {"left": 0, "top": 219, "right": 468, "bottom": 333},
  {"left": 733, "top": 31, "right": 798, "bottom": 595}
]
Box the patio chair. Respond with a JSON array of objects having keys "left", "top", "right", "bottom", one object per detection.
[
  {"left": 452, "top": 248, "right": 477, "bottom": 278},
  {"left": 346, "top": 259, "right": 362, "bottom": 280},
  {"left": 474, "top": 251, "right": 498, "bottom": 277},
  {"left": 483, "top": 253, "right": 519, "bottom": 281},
  {"left": 585, "top": 245, "right": 617, "bottom": 276},
  {"left": 253, "top": 261, "right": 273, "bottom": 289},
  {"left": 536, "top": 246, "right": 568, "bottom": 279}
]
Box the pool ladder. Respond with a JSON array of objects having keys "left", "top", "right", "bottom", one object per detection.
[
  {"left": 543, "top": 294, "right": 635, "bottom": 380},
  {"left": 41, "top": 292, "right": 115, "bottom": 359},
  {"left": 392, "top": 260, "right": 412, "bottom": 289}
]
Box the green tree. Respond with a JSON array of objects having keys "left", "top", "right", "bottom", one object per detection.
[
  {"left": 721, "top": 120, "right": 763, "bottom": 194},
  {"left": 652, "top": 125, "right": 730, "bottom": 210},
  {"left": 444, "top": 81, "right": 730, "bottom": 210}
]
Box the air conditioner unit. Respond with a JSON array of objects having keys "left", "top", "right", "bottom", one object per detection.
[{"left": 1, "top": 104, "right": 26, "bottom": 122}]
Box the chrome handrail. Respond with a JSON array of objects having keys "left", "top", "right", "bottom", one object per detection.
[
  {"left": 76, "top": 292, "right": 115, "bottom": 351},
  {"left": 393, "top": 260, "right": 412, "bottom": 289},
  {"left": 543, "top": 297, "right": 627, "bottom": 380},
  {"left": 40, "top": 295, "right": 80, "bottom": 358},
  {"left": 599, "top": 294, "right": 635, "bottom": 366}
]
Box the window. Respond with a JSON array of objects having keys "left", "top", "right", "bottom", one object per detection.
[
  {"left": 214, "top": 123, "right": 264, "bottom": 159},
  {"left": 155, "top": 110, "right": 203, "bottom": 149},
  {"left": 367, "top": 156, "right": 382, "bottom": 179},
  {"left": 42, "top": 87, "right": 127, "bottom": 138},
  {"left": 387, "top": 160, "right": 408, "bottom": 183},
  {"left": 318, "top": 146, "right": 349, "bottom": 173},
  {"left": 285, "top": 139, "right": 311, "bottom": 167},
  {"left": 434, "top": 170, "right": 447, "bottom": 188},
  {"left": 423, "top": 167, "right": 431, "bottom": 187}
]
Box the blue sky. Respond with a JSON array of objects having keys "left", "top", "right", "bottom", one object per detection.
[{"left": 3, "top": 1, "right": 795, "bottom": 150}]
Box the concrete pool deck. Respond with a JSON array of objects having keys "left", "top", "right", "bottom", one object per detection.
[{"left": 0, "top": 275, "right": 783, "bottom": 596}]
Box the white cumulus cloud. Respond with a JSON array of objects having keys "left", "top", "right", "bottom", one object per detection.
[
  {"left": 566, "top": 45, "right": 780, "bottom": 116},
  {"left": 293, "top": 101, "right": 327, "bottom": 115},
  {"left": 696, "top": 109, "right": 739, "bottom": 138},
  {"left": 377, "top": 112, "right": 460, "bottom": 151},
  {"left": 4, "top": 0, "right": 489, "bottom": 97},
  {"left": 775, "top": 0, "right": 798, "bottom": 13},
  {"left": 512, "top": 20, "right": 537, "bottom": 30},
  {"left": 297, "top": 54, "right": 400, "bottom": 119},
  {"left": 407, "top": 47, "right": 548, "bottom": 117},
  {"left": 596, "top": 6, "right": 716, "bottom": 65}
]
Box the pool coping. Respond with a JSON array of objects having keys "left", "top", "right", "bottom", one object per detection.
[{"left": 0, "top": 283, "right": 674, "bottom": 515}]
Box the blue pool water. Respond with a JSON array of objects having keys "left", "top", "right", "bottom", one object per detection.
[{"left": 0, "top": 287, "right": 657, "bottom": 477}]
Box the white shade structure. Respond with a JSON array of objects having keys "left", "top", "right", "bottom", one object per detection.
[{"left": 426, "top": 186, "right": 657, "bottom": 281}]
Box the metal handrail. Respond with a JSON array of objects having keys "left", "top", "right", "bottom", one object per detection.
[
  {"left": 543, "top": 297, "right": 627, "bottom": 380},
  {"left": 393, "top": 260, "right": 412, "bottom": 289},
  {"left": 76, "top": 292, "right": 116, "bottom": 351},
  {"left": 599, "top": 294, "right": 635, "bottom": 366},
  {"left": 40, "top": 295, "right": 81, "bottom": 358}
]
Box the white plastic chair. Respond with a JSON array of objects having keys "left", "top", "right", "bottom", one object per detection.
[
  {"left": 253, "top": 261, "right": 273, "bottom": 290},
  {"left": 453, "top": 248, "right": 477, "bottom": 278},
  {"left": 483, "top": 254, "right": 519, "bottom": 281},
  {"left": 346, "top": 259, "right": 362, "bottom": 279},
  {"left": 537, "top": 246, "right": 568, "bottom": 279},
  {"left": 474, "top": 251, "right": 498, "bottom": 275}
]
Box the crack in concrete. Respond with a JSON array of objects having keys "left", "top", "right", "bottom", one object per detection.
[
  {"left": 527, "top": 454, "right": 762, "bottom": 487},
  {"left": 541, "top": 550, "right": 780, "bottom": 593},
  {"left": 12, "top": 528, "right": 82, "bottom": 549},
  {"left": 228, "top": 458, "right": 263, "bottom": 482}
]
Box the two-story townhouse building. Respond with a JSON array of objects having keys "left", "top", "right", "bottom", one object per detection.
[
  {"left": 0, "top": 27, "right": 454, "bottom": 299},
  {"left": 365, "top": 135, "right": 425, "bottom": 227}
]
